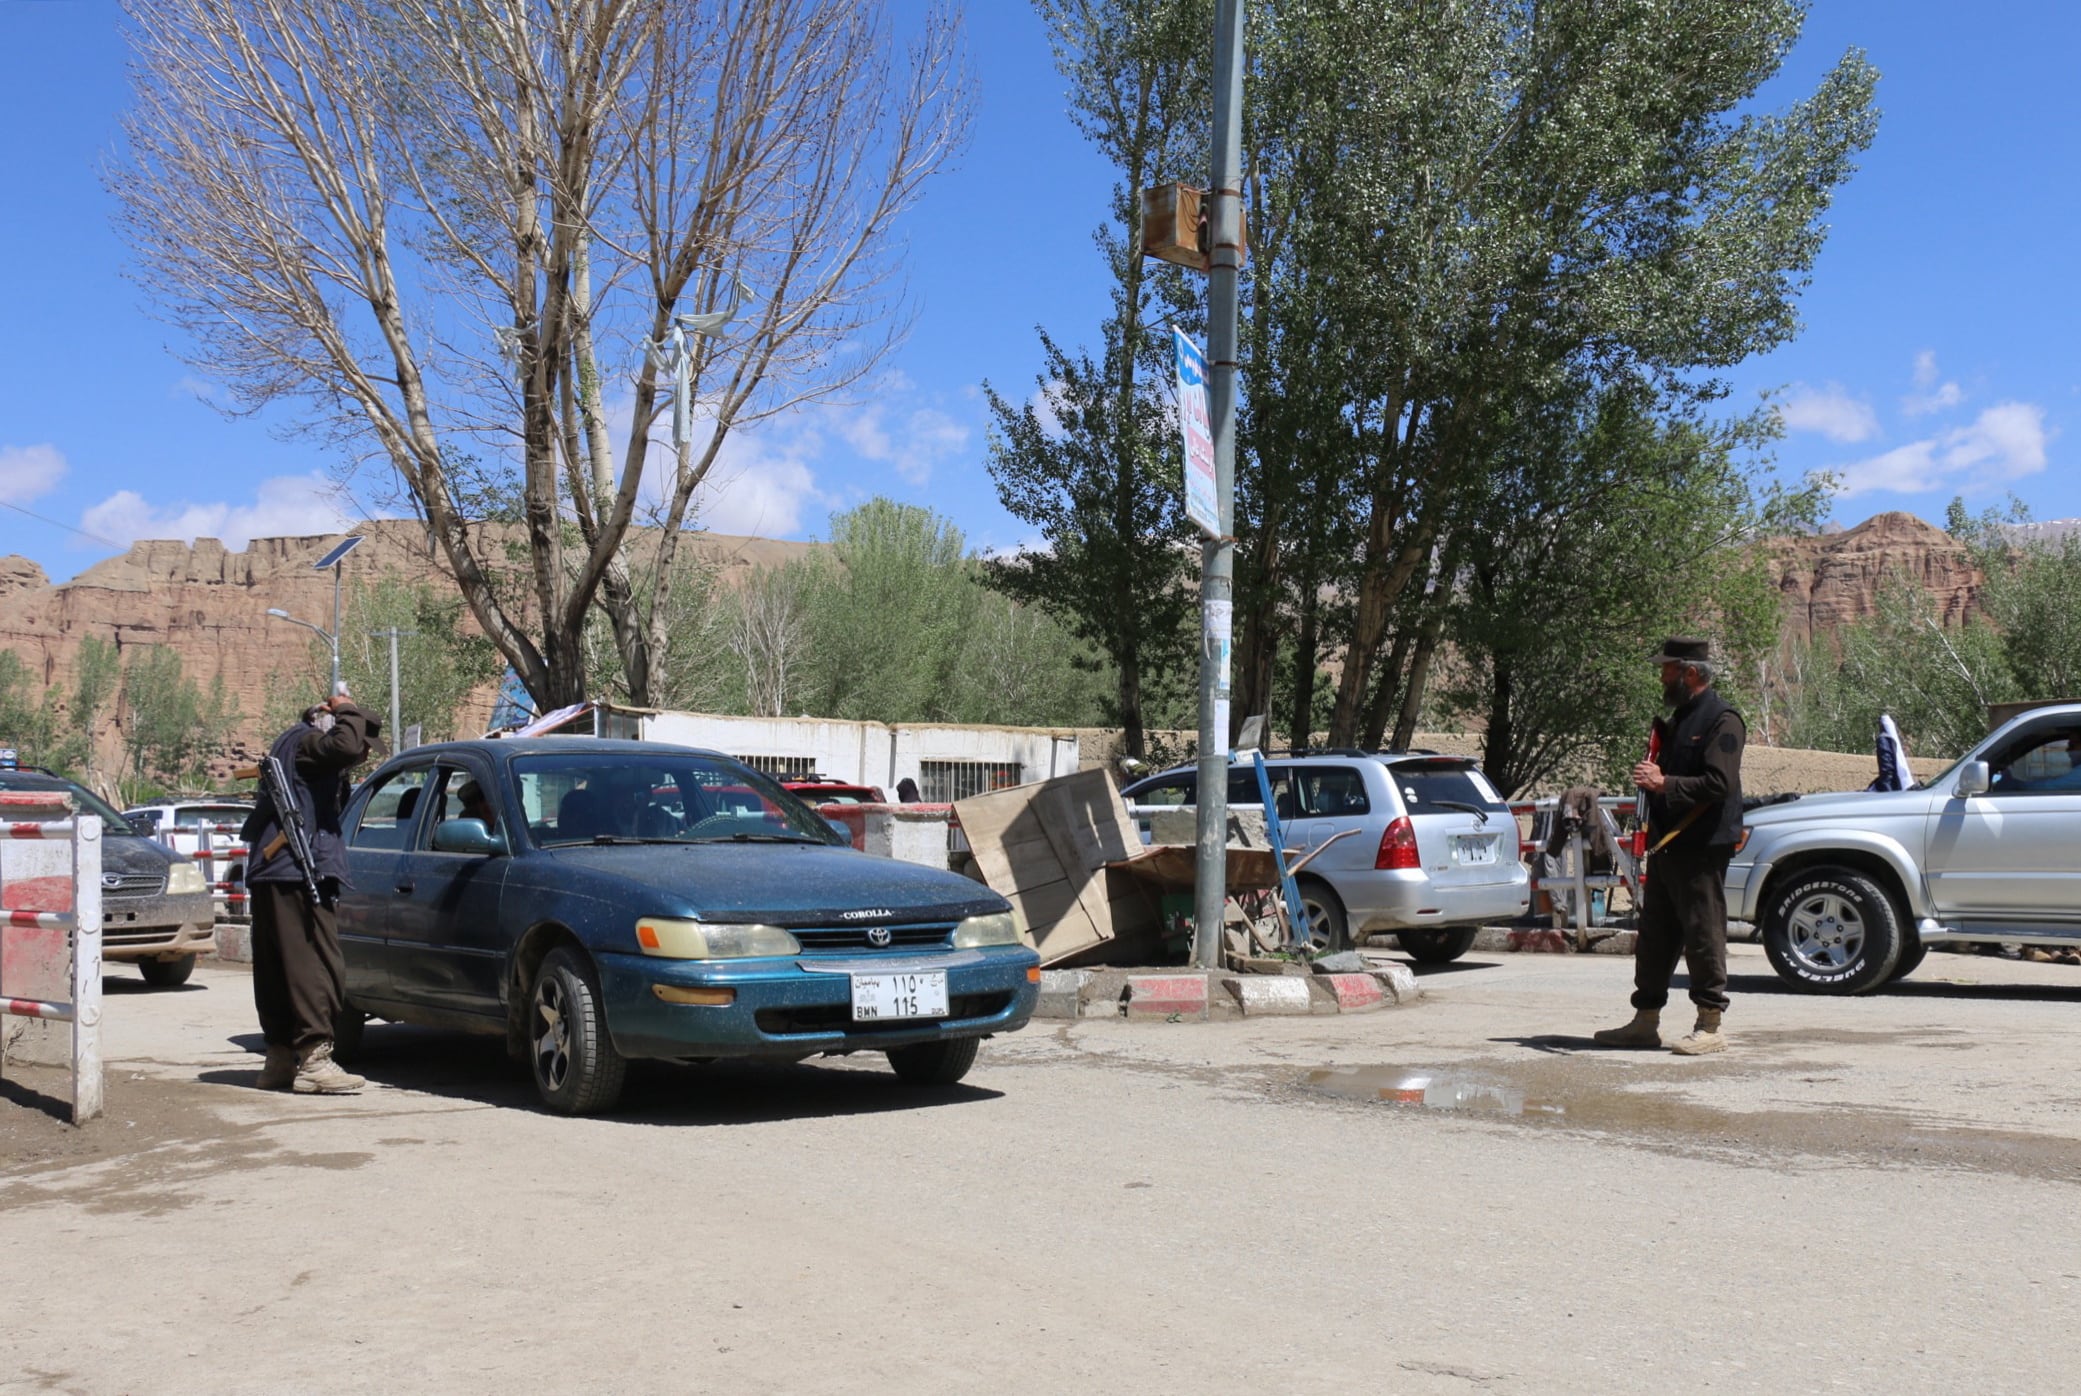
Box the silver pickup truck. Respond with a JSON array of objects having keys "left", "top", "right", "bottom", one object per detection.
[{"left": 1728, "top": 702, "right": 2081, "bottom": 994}]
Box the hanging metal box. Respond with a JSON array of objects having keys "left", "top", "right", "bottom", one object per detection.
[{"left": 1140, "top": 182, "right": 1207, "bottom": 271}]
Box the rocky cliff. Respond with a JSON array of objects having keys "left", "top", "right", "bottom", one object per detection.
[{"left": 1763, "top": 511, "right": 1983, "bottom": 645}]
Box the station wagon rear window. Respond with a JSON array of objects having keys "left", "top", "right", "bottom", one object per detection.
[{"left": 1385, "top": 761, "right": 1509, "bottom": 816}]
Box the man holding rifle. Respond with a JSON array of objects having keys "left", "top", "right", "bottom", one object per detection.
[
  {"left": 243, "top": 689, "right": 382, "bottom": 1092},
  {"left": 1593, "top": 637, "right": 1746, "bottom": 1056}
]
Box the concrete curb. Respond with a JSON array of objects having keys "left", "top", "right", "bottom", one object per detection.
[{"left": 1036, "top": 963, "right": 1423, "bottom": 1022}]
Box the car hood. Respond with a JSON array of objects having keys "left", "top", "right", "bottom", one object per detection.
[
  {"left": 1743, "top": 788, "right": 1928, "bottom": 829},
  {"left": 103, "top": 833, "right": 179, "bottom": 875},
  {"left": 536, "top": 841, "right": 1007, "bottom": 925}
]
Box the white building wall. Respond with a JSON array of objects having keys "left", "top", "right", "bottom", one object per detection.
[{"left": 629, "top": 710, "right": 1079, "bottom": 796}]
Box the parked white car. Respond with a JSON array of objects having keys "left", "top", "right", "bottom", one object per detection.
[
  {"left": 121, "top": 799, "right": 256, "bottom": 925},
  {"left": 1123, "top": 751, "right": 1531, "bottom": 959},
  {"left": 1729, "top": 703, "right": 2081, "bottom": 993}
]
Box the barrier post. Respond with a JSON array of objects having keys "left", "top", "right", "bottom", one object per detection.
[
  {"left": 0, "top": 793, "right": 104, "bottom": 1125},
  {"left": 72, "top": 814, "right": 104, "bottom": 1122}
]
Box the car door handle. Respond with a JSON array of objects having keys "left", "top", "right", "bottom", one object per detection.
[{"left": 394, "top": 880, "right": 414, "bottom": 894}]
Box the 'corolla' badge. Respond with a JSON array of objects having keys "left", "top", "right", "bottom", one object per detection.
[
  {"left": 865, "top": 927, "right": 893, "bottom": 947},
  {"left": 840, "top": 908, "right": 893, "bottom": 921}
]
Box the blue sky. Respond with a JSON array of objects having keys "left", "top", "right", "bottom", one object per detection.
[{"left": 1, "top": 1, "right": 2075, "bottom": 582}]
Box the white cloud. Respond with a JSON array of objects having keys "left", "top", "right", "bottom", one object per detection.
[
  {"left": 0, "top": 443, "right": 67, "bottom": 505},
  {"left": 691, "top": 435, "right": 830, "bottom": 536},
  {"left": 833, "top": 401, "right": 970, "bottom": 486},
  {"left": 79, "top": 472, "right": 355, "bottom": 550},
  {"left": 1029, "top": 379, "right": 1071, "bottom": 440},
  {"left": 1834, "top": 402, "right": 2050, "bottom": 497},
  {"left": 1901, "top": 350, "right": 1964, "bottom": 417},
  {"left": 1777, "top": 384, "right": 1879, "bottom": 443}
]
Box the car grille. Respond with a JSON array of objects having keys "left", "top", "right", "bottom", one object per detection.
[
  {"left": 104, "top": 925, "right": 180, "bottom": 947},
  {"left": 792, "top": 923, "right": 953, "bottom": 952},
  {"left": 755, "top": 992, "right": 1014, "bottom": 1036},
  {"left": 102, "top": 872, "right": 166, "bottom": 901}
]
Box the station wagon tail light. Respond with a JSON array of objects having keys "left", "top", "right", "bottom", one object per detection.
[
  {"left": 1375, "top": 816, "right": 1420, "bottom": 870},
  {"left": 634, "top": 918, "right": 800, "bottom": 959},
  {"left": 952, "top": 911, "right": 1021, "bottom": 948}
]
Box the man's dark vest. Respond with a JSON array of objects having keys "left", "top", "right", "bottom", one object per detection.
[
  {"left": 244, "top": 722, "right": 353, "bottom": 885},
  {"left": 1651, "top": 688, "right": 1745, "bottom": 852}
]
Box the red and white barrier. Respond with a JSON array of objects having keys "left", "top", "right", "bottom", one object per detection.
[
  {"left": 175, "top": 821, "right": 252, "bottom": 924},
  {"left": 0, "top": 791, "right": 103, "bottom": 1124}
]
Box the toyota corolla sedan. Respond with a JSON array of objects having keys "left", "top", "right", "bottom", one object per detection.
[{"left": 333, "top": 739, "right": 1039, "bottom": 1114}]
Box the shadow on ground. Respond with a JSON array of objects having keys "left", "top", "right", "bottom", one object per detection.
[
  {"left": 1726, "top": 972, "right": 2081, "bottom": 1004},
  {"left": 205, "top": 1024, "right": 1004, "bottom": 1124}
]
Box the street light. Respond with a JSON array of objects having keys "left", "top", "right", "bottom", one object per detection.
[
  {"left": 311, "top": 535, "right": 364, "bottom": 695},
  {"left": 265, "top": 608, "right": 337, "bottom": 697}
]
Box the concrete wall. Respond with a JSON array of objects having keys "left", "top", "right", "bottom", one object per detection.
[{"left": 633, "top": 711, "right": 1079, "bottom": 798}]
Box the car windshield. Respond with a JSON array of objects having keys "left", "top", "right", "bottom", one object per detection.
[
  {"left": 1384, "top": 760, "right": 1510, "bottom": 818},
  {"left": 512, "top": 752, "right": 836, "bottom": 847},
  {"left": 0, "top": 775, "right": 136, "bottom": 834}
]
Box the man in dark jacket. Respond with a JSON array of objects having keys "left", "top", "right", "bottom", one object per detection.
[
  {"left": 1594, "top": 637, "right": 1746, "bottom": 1056},
  {"left": 245, "top": 692, "right": 381, "bottom": 1092}
]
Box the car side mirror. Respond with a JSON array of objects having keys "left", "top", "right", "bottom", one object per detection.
[
  {"left": 1954, "top": 761, "right": 1991, "bottom": 798},
  {"left": 433, "top": 817, "right": 508, "bottom": 856},
  {"left": 824, "top": 816, "right": 854, "bottom": 846}
]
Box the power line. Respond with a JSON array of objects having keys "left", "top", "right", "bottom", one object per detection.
[{"left": 0, "top": 498, "right": 125, "bottom": 550}]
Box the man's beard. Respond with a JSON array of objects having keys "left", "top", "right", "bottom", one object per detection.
[{"left": 1661, "top": 679, "right": 1687, "bottom": 708}]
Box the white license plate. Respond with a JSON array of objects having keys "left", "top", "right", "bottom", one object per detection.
[
  {"left": 1454, "top": 835, "right": 1496, "bottom": 865},
  {"left": 850, "top": 971, "right": 949, "bottom": 1022}
]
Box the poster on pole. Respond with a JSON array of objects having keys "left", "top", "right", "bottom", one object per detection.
[{"left": 1173, "top": 326, "right": 1219, "bottom": 537}]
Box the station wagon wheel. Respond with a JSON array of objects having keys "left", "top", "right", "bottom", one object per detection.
[
  {"left": 1761, "top": 867, "right": 1903, "bottom": 996},
  {"left": 529, "top": 946, "right": 627, "bottom": 1115}
]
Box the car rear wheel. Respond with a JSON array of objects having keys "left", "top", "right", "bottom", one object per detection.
[
  {"left": 530, "top": 946, "right": 627, "bottom": 1114},
  {"left": 138, "top": 954, "right": 196, "bottom": 988},
  {"left": 1296, "top": 879, "right": 1350, "bottom": 955},
  {"left": 887, "top": 1037, "right": 979, "bottom": 1086},
  {"left": 1398, "top": 927, "right": 1480, "bottom": 964},
  {"left": 1762, "top": 867, "right": 1904, "bottom": 995}
]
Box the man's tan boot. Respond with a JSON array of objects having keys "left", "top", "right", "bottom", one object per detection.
[
  {"left": 1671, "top": 1008, "right": 1727, "bottom": 1056},
  {"left": 293, "top": 1040, "right": 366, "bottom": 1094},
  {"left": 1592, "top": 1009, "right": 1661, "bottom": 1049},
  {"left": 256, "top": 1045, "right": 298, "bottom": 1091}
]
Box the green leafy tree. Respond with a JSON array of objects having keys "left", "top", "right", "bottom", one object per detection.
[
  {"left": 0, "top": 650, "right": 63, "bottom": 766},
  {"left": 118, "top": 646, "right": 240, "bottom": 799}
]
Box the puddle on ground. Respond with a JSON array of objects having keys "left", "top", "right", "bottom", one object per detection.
[
  {"left": 1298, "top": 1063, "right": 2081, "bottom": 1184},
  {"left": 1308, "top": 1067, "right": 1566, "bottom": 1117}
]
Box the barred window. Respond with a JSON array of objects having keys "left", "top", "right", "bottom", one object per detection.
[
  {"left": 736, "top": 754, "right": 819, "bottom": 781},
  {"left": 920, "top": 760, "right": 1024, "bottom": 803}
]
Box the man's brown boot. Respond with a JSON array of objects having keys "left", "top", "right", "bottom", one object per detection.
[
  {"left": 256, "top": 1045, "right": 297, "bottom": 1091},
  {"left": 1671, "top": 1008, "right": 1727, "bottom": 1056},
  {"left": 293, "top": 1040, "right": 366, "bottom": 1094},
  {"left": 1592, "top": 1009, "right": 1661, "bottom": 1049}
]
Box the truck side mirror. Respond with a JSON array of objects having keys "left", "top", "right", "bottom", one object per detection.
[{"left": 1954, "top": 761, "right": 1991, "bottom": 798}]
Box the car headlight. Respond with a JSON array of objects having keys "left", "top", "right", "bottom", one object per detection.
[
  {"left": 165, "top": 862, "right": 207, "bottom": 895},
  {"left": 634, "top": 918, "right": 799, "bottom": 959},
  {"left": 951, "top": 911, "right": 1022, "bottom": 949},
  {"left": 1734, "top": 826, "right": 1751, "bottom": 855}
]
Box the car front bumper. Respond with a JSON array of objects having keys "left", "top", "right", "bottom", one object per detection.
[
  {"left": 597, "top": 945, "right": 1041, "bottom": 1061},
  {"left": 99, "top": 890, "right": 217, "bottom": 961},
  {"left": 1340, "top": 868, "right": 1532, "bottom": 934},
  {"left": 1723, "top": 859, "right": 1765, "bottom": 923}
]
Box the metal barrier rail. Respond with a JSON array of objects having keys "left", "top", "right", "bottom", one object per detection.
[
  {"left": 182, "top": 821, "right": 252, "bottom": 923},
  {"left": 0, "top": 797, "right": 103, "bottom": 1123}
]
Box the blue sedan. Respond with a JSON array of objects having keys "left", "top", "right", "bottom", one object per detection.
[{"left": 334, "top": 739, "right": 1039, "bottom": 1113}]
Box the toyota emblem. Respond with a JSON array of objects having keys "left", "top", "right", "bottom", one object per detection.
[
  {"left": 865, "top": 927, "right": 893, "bottom": 948},
  {"left": 103, "top": 873, "right": 123, "bottom": 889}
]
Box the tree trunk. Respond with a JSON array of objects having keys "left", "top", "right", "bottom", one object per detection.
[
  {"left": 1389, "top": 598, "right": 1448, "bottom": 753},
  {"left": 1360, "top": 624, "right": 1416, "bottom": 750},
  {"left": 1286, "top": 579, "right": 1319, "bottom": 749}
]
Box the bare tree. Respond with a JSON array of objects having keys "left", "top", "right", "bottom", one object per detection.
[
  {"left": 114, "top": 0, "right": 968, "bottom": 708},
  {"left": 728, "top": 560, "right": 818, "bottom": 718}
]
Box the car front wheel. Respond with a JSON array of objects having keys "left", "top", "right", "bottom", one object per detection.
[
  {"left": 1762, "top": 867, "right": 1904, "bottom": 995},
  {"left": 1399, "top": 927, "right": 1479, "bottom": 964},
  {"left": 139, "top": 954, "right": 196, "bottom": 988},
  {"left": 530, "top": 946, "right": 627, "bottom": 1114},
  {"left": 887, "top": 1037, "right": 980, "bottom": 1086}
]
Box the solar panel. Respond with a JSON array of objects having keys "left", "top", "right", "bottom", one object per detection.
[{"left": 312, "top": 535, "right": 364, "bottom": 570}]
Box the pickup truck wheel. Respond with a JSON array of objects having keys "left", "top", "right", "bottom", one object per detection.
[
  {"left": 1297, "top": 879, "right": 1351, "bottom": 955},
  {"left": 1762, "top": 867, "right": 1904, "bottom": 994},
  {"left": 529, "top": 946, "right": 627, "bottom": 1115},
  {"left": 1889, "top": 929, "right": 1929, "bottom": 982},
  {"left": 332, "top": 1005, "right": 368, "bottom": 1062},
  {"left": 1399, "top": 927, "right": 1480, "bottom": 964},
  {"left": 887, "top": 1037, "right": 979, "bottom": 1086},
  {"left": 138, "top": 954, "right": 196, "bottom": 988}
]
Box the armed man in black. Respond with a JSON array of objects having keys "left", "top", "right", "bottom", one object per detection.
[
  {"left": 244, "top": 691, "right": 381, "bottom": 1092},
  {"left": 1594, "top": 637, "right": 1746, "bottom": 1056}
]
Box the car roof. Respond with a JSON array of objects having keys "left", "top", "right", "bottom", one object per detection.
[
  {"left": 1130, "top": 751, "right": 1476, "bottom": 784},
  {"left": 384, "top": 736, "right": 737, "bottom": 765}
]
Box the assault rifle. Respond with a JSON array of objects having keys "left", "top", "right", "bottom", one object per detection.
[{"left": 257, "top": 752, "right": 326, "bottom": 908}]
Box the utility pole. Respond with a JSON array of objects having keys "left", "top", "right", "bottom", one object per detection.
[
  {"left": 371, "top": 628, "right": 417, "bottom": 748},
  {"left": 310, "top": 535, "right": 364, "bottom": 697},
  {"left": 1192, "top": 0, "right": 1247, "bottom": 969}
]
